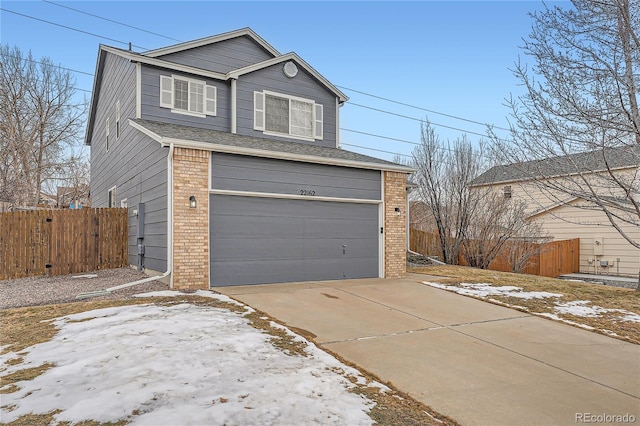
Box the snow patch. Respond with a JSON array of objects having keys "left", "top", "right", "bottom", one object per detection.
[
  {"left": 423, "top": 282, "right": 562, "bottom": 299},
  {"left": 0, "top": 303, "right": 375, "bottom": 425}
]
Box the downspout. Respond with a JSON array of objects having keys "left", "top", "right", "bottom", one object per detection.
[
  {"left": 167, "top": 142, "right": 175, "bottom": 287},
  {"left": 230, "top": 78, "right": 237, "bottom": 134},
  {"left": 76, "top": 143, "right": 175, "bottom": 299},
  {"left": 406, "top": 183, "right": 410, "bottom": 251}
]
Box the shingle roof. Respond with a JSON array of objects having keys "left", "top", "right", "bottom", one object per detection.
[
  {"left": 130, "top": 119, "right": 414, "bottom": 172},
  {"left": 472, "top": 145, "right": 639, "bottom": 186}
]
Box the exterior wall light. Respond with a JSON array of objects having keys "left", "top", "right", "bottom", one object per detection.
[
  {"left": 394, "top": 207, "right": 402, "bottom": 216},
  {"left": 189, "top": 195, "right": 197, "bottom": 209}
]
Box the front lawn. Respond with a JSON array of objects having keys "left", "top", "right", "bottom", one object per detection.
[
  {"left": 1, "top": 291, "right": 453, "bottom": 426},
  {"left": 410, "top": 265, "right": 640, "bottom": 344}
]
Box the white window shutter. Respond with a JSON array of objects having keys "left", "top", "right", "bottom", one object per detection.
[
  {"left": 254, "top": 91, "right": 265, "bottom": 131},
  {"left": 205, "top": 85, "right": 216, "bottom": 116},
  {"left": 314, "top": 103, "right": 323, "bottom": 140},
  {"left": 160, "top": 76, "right": 173, "bottom": 108}
]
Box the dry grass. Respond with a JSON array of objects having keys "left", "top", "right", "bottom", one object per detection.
[
  {"left": 410, "top": 265, "right": 640, "bottom": 344},
  {"left": 1, "top": 294, "right": 455, "bottom": 425}
]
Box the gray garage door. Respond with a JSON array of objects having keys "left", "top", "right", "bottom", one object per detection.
[{"left": 209, "top": 194, "right": 379, "bottom": 286}]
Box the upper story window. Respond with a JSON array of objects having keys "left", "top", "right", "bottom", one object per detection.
[
  {"left": 254, "top": 91, "right": 323, "bottom": 141},
  {"left": 160, "top": 75, "right": 216, "bottom": 117},
  {"left": 503, "top": 185, "right": 512, "bottom": 199}
]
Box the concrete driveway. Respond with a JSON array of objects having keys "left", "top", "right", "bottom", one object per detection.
[{"left": 217, "top": 274, "right": 640, "bottom": 425}]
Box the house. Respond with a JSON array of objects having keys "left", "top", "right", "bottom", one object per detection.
[
  {"left": 85, "top": 28, "right": 413, "bottom": 289},
  {"left": 471, "top": 147, "right": 640, "bottom": 277}
]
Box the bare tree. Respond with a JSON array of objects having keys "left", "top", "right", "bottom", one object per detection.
[
  {"left": 413, "top": 121, "right": 548, "bottom": 269},
  {"left": 461, "top": 196, "right": 530, "bottom": 269},
  {"left": 0, "top": 45, "right": 85, "bottom": 209},
  {"left": 412, "top": 121, "right": 481, "bottom": 264},
  {"left": 492, "top": 0, "right": 640, "bottom": 249}
]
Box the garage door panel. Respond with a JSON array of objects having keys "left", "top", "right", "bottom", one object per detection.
[
  {"left": 304, "top": 238, "right": 378, "bottom": 259},
  {"left": 212, "top": 215, "right": 303, "bottom": 238},
  {"left": 304, "top": 201, "right": 378, "bottom": 218},
  {"left": 212, "top": 238, "right": 305, "bottom": 261},
  {"left": 303, "top": 258, "right": 379, "bottom": 281},
  {"left": 212, "top": 196, "right": 307, "bottom": 218},
  {"left": 211, "top": 259, "right": 305, "bottom": 286},
  {"left": 304, "top": 218, "right": 376, "bottom": 239}
]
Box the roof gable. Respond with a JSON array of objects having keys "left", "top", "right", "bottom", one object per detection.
[
  {"left": 228, "top": 53, "right": 347, "bottom": 102},
  {"left": 143, "top": 28, "right": 280, "bottom": 58}
]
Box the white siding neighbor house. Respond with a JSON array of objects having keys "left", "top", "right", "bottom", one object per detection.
[{"left": 471, "top": 147, "right": 640, "bottom": 277}]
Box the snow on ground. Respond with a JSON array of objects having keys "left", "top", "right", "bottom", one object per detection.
[
  {"left": 424, "top": 282, "right": 562, "bottom": 299},
  {"left": 424, "top": 281, "right": 640, "bottom": 326},
  {"left": 0, "top": 296, "right": 376, "bottom": 425},
  {"left": 554, "top": 300, "right": 640, "bottom": 323}
]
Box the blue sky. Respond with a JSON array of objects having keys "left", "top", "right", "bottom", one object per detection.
[{"left": 1, "top": 1, "right": 561, "bottom": 162}]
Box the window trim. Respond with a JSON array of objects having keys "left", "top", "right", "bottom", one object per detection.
[
  {"left": 159, "top": 75, "right": 216, "bottom": 118},
  {"left": 254, "top": 90, "right": 323, "bottom": 142},
  {"left": 116, "top": 100, "right": 121, "bottom": 139},
  {"left": 503, "top": 185, "right": 512, "bottom": 199},
  {"left": 108, "top": 186, "right": 117, "bottom": 208},
  {"left": 105, "top": 117, "right": 110, "bottom": 152}
]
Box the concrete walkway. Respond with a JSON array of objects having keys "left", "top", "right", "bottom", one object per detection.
[{"left": 217, "top": 274, "right": 640, "bottom": 425}]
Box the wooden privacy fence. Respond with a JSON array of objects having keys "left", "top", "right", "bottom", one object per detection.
[
  {"left": 0, "top": 208, "right": 128, "bottom": 280},
  {"left": 410, "top": 228, "right": 580, "bottom": 278}
]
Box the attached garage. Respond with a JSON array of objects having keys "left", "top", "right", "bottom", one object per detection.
[{"left": 209, "top": 153, "right": 382, "bottom": 286}]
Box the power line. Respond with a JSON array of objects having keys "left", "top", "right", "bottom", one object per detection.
[
  {"left": 42, "top": 0, "right": 183, "bottom": 43},
  {"left": 347, "top": 102, "right": 497, "bottom": 139},
  {"left": 338, "top": 85, "right": 511, "bottom": 132},
  {"left": 0, "top": 8, "right": 148, "bottom": 50},
  {"left": 341, "top": 143, "right": 412, "bottom": 159},
  {"left": 342, "top": 128, "right": 419, "bottom": 146},
  {"left": 0, "top": 52, "right": 94, "bottom": 76}
]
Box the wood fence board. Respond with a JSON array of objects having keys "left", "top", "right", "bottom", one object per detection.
[
  {"left": 0, "top": 208, "right": 128, "bottom": 280},
  {"left": 410, "top": 228, "right": 579, "bottom": 278}
]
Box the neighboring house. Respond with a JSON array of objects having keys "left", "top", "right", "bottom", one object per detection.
[
  {"left": 472, "top": 147, "right": 640, "bottom": 277},
  {"left": 85, "top": 28, "right": 413, "bottom": 289}
]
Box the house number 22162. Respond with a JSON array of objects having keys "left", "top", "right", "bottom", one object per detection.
[{"left": 300, "top": 189, "right": 316, "bottom": 196}]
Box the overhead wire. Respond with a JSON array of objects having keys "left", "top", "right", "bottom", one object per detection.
[
  {"left": 41, "top": 0, "right": 183, "bottom": 43},
  {"left": 0, "top": 8, "right": 148, "bottom": 50},
  {"left": 338, "top": 85, "right": 511, "bottom": 132},
  {"left": 2, "top": 5, "right": 512, "bottom": 159}
]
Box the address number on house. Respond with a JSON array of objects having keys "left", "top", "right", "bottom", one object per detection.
[{"left": 300, "top": 189, "right": 316, "bottom": 196}]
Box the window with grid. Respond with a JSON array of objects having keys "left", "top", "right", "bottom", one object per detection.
[
  {"left": 160, "top": 75, "right": 216, "bottom": 117},
  {"left": 255, "top": 91, "right": 323, "bottom": 141}
]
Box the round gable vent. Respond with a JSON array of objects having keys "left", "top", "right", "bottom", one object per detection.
[{"left": 283, "top": 61, "right": 298, "bottom": 78}]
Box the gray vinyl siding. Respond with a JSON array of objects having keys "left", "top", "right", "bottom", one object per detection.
[
  {"left": 211, "top": 153, "right": 381, "bottom": 200},
  {"left": 210, "top": 195, "right": 379, "bottom": 286},
  {"left": 89, "top": 52, "right": 168, "bottom": 272},
  {"left": 154, "top": 35, "right": 274, "bottom": 73},
  {"left": 140, "top": 65, "right": 230, "bottom": 132},
  {"left": 236, "top": 62, "right": 338, "bottom": 148}
]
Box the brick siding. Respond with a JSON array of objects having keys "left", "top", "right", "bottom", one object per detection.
[
  {"left": 172, "top": 147, "right": 209, "bottom": 290},
  {"left": 384, "top": 171, "right": 408, "bottom": 278}
]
